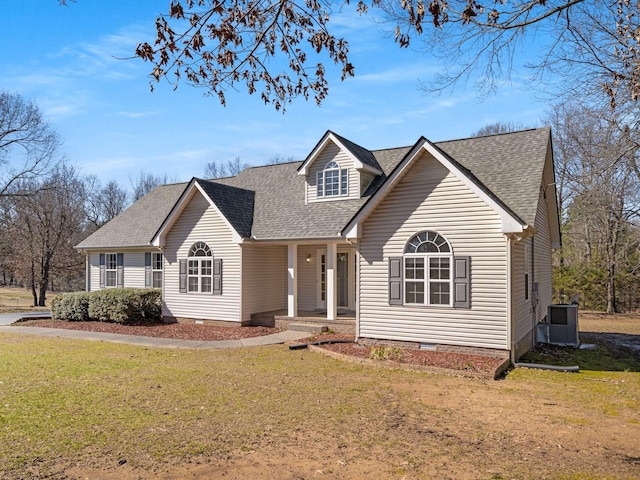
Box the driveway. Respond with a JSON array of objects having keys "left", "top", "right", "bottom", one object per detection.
[{"left": 0, "top": 311, "right": 50, "bottom": 326}]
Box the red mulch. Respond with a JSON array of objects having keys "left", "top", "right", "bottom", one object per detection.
[
  {"left": 19, "top": 320, "right": 277, "bottom": 341},
  {"left": 298, "top": 333, "right": 508, "bottom": 377}
]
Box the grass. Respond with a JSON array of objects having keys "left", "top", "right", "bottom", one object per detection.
[
  {"left": 1, "top": 332, "right": 639, "bottom": 479},
  {"left": 0, "top": 286, "right": 53, "bottom": 314}
]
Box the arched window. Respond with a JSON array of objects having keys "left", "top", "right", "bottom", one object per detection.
[
  {"left": 188, "top": 242, "right": 213, "bottom": 293},
  {"left": 403, "top": 231, "right": 452, "bottom": 306},
  {"left": 317, "top": 161, "right": 348, "bottom": 198}
]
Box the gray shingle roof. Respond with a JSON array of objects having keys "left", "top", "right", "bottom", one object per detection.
[
  {"left": 195, "top": 179, "right": 255, "bottom": 238},
  {"left": 215, "top": 162, "right": 370, "bottom": 239},
  {"left": 76, "top": 127, "right": 551, "bottom": 247},
  {"left": 332, "top": 131, "right": 383, "bottom": 173},
  {"left": 436, "top": 127, "right": 551, "bottom": 225},
  {"left": 75, "top": 182, "right": 187, "bottom": 249}
]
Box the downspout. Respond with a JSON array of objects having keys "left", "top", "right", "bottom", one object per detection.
[{"left": 506, "top": 235, "right": 515, "bottom": 364}]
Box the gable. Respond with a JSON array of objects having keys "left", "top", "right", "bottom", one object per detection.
[
  {"left": 152, "top": 179, "right": 254, "bottom": 247},
  {"left": 343, "top": 137, "right": 530, "bottom": 239}
]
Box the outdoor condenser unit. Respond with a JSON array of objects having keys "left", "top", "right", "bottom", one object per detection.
[{"left": 542, "top": 304, "right": 579, "bottom": 347}]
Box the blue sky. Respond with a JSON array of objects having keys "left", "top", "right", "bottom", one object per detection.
[{"left": 1, "top": 1, "right": 549, "bottom": 188}]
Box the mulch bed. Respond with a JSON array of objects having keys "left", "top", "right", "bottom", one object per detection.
[
  {"left": 17, "top": 320, "right": 278, "bottom": 341},
  {"left": 297, "top": 333, "right": 509, "bottom": 379}
]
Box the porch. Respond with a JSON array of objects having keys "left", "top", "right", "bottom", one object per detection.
[{"left": 251, "top": 309, "right": 356, "bottom": 334}]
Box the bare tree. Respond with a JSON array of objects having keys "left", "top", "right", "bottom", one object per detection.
[
  {"left": 471, "top": 122, "right": 532, "bottom": 137},
  {"left": 130, "top": 171, "right": 174, "bottom": 201},
  {"left": 85, "top": 177, "right": 130, "bottom": 229},
  {"left": 6, "top": 164, "right": 88, "bottom": 305},
  {"left": 267, "top": 154, "right": 298, "bottom": 164},
  {"left": 130, "top": 1, "right": 640, "bottom": 109},
  {"left": 204, "top": 156, "right": 249, "bottom": 178},
  {"left": 548, "top": 103, "right": 640, "bottom": 313},
  {"left": 0, "top": 91, "right": 61, "bottom": 196}
]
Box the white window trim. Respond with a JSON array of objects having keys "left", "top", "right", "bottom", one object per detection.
[
  {"left": 403, "top": 253, "right": 453, "bottom": 307},
  {"left": 317, "top": 161, "right": 348, "bottom": 198},
  {"left": 403, "top": 231, "right": 453, "bottom": 307},
  {"left": 105, "top": 253, "right": 117, "bottom": 288},
  {"left": 187, "top": 242, "right": 213, "bottom": 294},
  {"left": 188, "top": 258, "right": 213, "bottom": 293},
  {"left": 152, "top": 252, "right": 163, "bottom": 289}
]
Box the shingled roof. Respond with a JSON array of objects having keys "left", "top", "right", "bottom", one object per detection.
[
  {"left": 194, "top": 179, "right": 255, "bottom": 238},
  {"left": 76, "top": 127, "right": 552, "bottom": 248},
  {"left": 76, "top": 182, "right": 187, "bottom": 249}
]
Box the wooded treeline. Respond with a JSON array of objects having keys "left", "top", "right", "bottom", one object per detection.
[
  {"left": 547, "top": 104, "right": 640, "bottom": 314},
  {"left": 0, "top": 92, "right": 178, "bottom": 306}
]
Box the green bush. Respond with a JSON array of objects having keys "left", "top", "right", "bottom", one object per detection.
[
  {"left": 51, "top": 292, "right": 91, "bottom": 321},
  {"left": 87, "top": 288, "right": 162, "bottom": 324},
  {"left": 52, "top": 289, "right": 162, "bottom": 324}
]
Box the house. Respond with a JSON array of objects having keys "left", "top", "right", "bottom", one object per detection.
[{"left": 76, "top": 128, "right": 560, "bottom": 360}]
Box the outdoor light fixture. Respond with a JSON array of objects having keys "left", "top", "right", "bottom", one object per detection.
[{"left": 306, "top": 254, "right": 312, "bottom": 263}]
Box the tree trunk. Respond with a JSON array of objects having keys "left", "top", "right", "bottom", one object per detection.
[{"left": 29, "top": 259, "right": 38, "bottom": 307}]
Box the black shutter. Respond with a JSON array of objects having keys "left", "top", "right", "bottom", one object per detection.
[
  {"left": 179, "top": 259, "right": 187, "bottom": 293},
  {"left": 99, "top": 253, "right": 105, "bottom": 288},
  {"left": 453, "top": 256, "right": 471, "bottom": 308},
  {"left": 116, "top": 253, "right": 124, "bottom": 288},
  {"left": 213, "top": 259, "right": 222, "bottom": 295},
  {"left": 145, "top": 253, "right": 152, "bottom": 288},
  {"left": 388, "top": 257, "right": 403, "bottom": 305}
]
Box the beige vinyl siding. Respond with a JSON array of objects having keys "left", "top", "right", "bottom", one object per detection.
[
  {"left": 87, "top": 251, "right": 149, "bottom": 291},
  {"left": 359, "top": 151, "right": 509, "bottom": 350},
  {"left": 88, "top": 252, "right": 100, "bottom": 291},
  {"left": 306, "top": 142, "right": 360, "bottom": 202},
  {"left": 241, "top": 244, "right": 287, "bottom": 322},
  {"left": 534, "top": 190, "right": 553, "bottom": 321},
  {"left": 162, "top": 193, "right": 241, "bottom": 322},
  {"left": 297, "top": 244, "right": 324, "bottom": 310},
  {"left": 511, "top": 239, "right": 533, "bottom": 346}
]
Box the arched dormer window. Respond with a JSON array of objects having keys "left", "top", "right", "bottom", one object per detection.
[{"left": 317, "top": 161, "right": 348, "bottom": 198}]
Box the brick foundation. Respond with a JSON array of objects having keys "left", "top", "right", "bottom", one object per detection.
[
  {"left": 358, "top": 337, "right": 510, "bottom": 359},
  {"left": 163, "top": 316, "right": 252, "bottom": 327}
]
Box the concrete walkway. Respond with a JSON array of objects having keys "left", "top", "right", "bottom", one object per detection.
[{"left": 0, "top": 313, "right": 311, "bottom": 349}]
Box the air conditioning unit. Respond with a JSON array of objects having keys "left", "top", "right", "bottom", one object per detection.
[{"left": 538, "top": 304, "right": 579, "bottom": 347}]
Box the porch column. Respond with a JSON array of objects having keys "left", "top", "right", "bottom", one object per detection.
[
  {"left": 287, "top": 244, "right": 298, "bottom": 317},
  {"left": 326, "top": 242, "right": 337, "bottom": 321}
]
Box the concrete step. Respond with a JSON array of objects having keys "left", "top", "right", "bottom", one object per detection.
[{"left": 287, "top": 323, "right": 328, "bottom": 333}]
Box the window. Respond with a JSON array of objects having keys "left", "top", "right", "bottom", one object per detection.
[
  {"left": 316, "top": 161, "right": 348, "bottom": 198},
  {"left": 152, "top": 253, "right": 163, "bottom": 288},
  {"left": 187, "top": 242, "right": 212, "bottom": 293},
  {"left": 105, "top": 253, "right": 117, "bottom": 287},
  {"left": 404, "top": 231, "right": 452, "bottom": 306}
]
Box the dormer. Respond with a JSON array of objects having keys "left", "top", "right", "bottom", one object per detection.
[{"left": 297, "top": 131, "right": 383, "bottom": 203}]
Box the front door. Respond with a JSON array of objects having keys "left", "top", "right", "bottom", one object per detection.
[{"left": 317, "top": 249, "right": 355, "bottom": 310}]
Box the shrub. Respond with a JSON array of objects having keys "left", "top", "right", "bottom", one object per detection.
[
  {"left": 87, "top": 288, "right": 162, "bottom": 324},
  {"left": 51, "top": 292, "right": 91, "bottom": 321},
  {"left": 368, "top": 346, "right": 404, "bottom": 362},
  {"left": 52, "top": 288, "right": 162, "bottom": 324}
]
